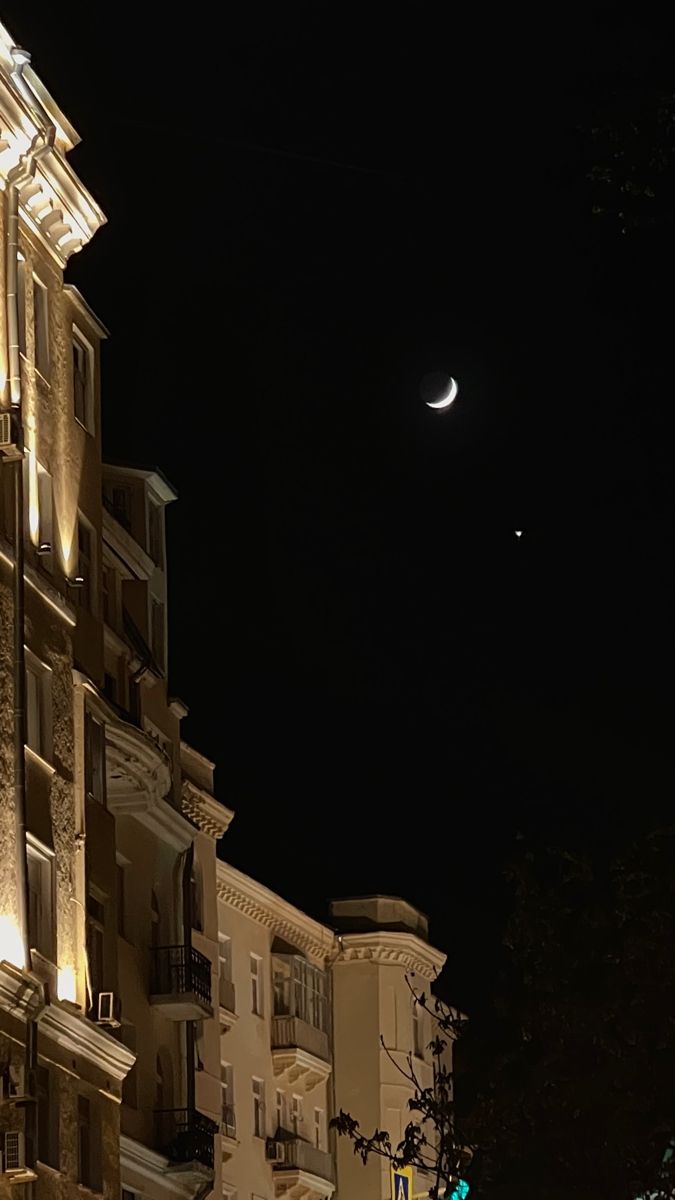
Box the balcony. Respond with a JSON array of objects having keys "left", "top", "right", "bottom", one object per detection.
[
  {"left": 271, "top": 1016, "right": 331, "bottom": 1090},
  {"left": 155, "top": 1108, "right": 218, "bottom": 1172},
  {"left": 218, "top": 976, "right": 237, "bottom": 1029},
  {"left": 270, "top": 1136, "right": 335, "bottom": 1199},
  {"left": 150, "top": 945, "right": 213, "bottom": 1020}
]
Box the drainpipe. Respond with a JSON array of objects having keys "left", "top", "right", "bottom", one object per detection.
[{"left": 4, "top": 45, "right": 55, "bottom": 1176}]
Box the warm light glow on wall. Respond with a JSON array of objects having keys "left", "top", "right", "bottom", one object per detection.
[
  {"left": 57, "top": 964, "right": 77, "bottom": 1003},
  {"left": 0, "top": 915, "right": 25, "bottom": 970},
  {"left": 28, "top": 450, "right": 40, "bottom": 543}
]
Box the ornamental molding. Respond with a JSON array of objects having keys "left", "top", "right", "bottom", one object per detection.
[
  {"left": 38, "top": 1001, "right": 136, "bottom": 1084},
  {"left": 0, "top": 31, "right": 105, "bottom": 264},
  {"left": 216, "top": 863, "right": 335, "bottom": 967},
  {"left": 338, "top": 932, "right": 446, "bottom": 981},
  {"left": 181, "top": 780, "right": 234, "bottom": 841},
  {"left": 105, "top": 718, "right": 173, "bottom": 806},
  {"left": 0, "top": 960, "right": 43, "bottom": 1021}
]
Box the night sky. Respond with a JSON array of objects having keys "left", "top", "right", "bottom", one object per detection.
[{"left": 7, "top": 7, "right": 672, "bottom": 1011}]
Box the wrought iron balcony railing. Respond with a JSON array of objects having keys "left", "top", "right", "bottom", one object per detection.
[
  {"left": 150, "top": 944, "right": 212, "bottom": 1010},
  {"left": 155, "top": 1108, "right": 218, "bottom": 1170}
]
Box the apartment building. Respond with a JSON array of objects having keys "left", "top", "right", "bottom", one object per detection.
[
  {"left": 0, "top": 21, "right": 229, "bottom": 1200},
  {"left": 0, "top": 20, "right": 454, "bottom": 1200},
  {"left": 215, "top": 867, "right": 449, "bottom": 1200}
]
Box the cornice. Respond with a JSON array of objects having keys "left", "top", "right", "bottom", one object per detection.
[
  {"left": 0, "top": 960, "right": 43, "bottom": 1020},
  {"left": 39, "top": 1002, "right": 135, "bottom": 1084},
  {"left": 338, "top": 931, "right": 446, "bottom": 981},
  {"left": 216, "top": 862, "right": 335, "bottom": 966},
  {"left": 0, "top": 54, "right": 105, "bottom": 264},
  {"left": 181, "top": 780, "right": 234, "bottom": 841}
]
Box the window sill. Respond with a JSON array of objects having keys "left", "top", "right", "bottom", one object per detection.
[
  {"left": 77, "top": 1184, "right": 104, "bottom": 1198},
  {"left": 75, "top": 414, "right": 95, "bottom": 437},
  {"left": 25, "top": 744, "right": 56, "bottom": 777},
  {"left": 37, "top": 1161, "right": 63, "bottom": 1177}
]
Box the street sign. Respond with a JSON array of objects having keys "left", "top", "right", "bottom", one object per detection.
[{"left": 391, "top": 1165, "right": 413, "bottom": 1200}]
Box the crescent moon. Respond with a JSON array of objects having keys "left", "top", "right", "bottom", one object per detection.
[{"left": 426, "top": 376, "right": 458, "bottom": 410}]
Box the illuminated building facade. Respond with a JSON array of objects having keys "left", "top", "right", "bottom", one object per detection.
[
  {"left": 0, "top": 21, "right": 229, "bottom": 1200},
  {"left": 0, "top": 20, "right": 452, "bottom": 1200}
]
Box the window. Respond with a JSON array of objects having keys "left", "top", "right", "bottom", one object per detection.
[
  {"left": 148, "top": 498, "right": 163, "bottom": 567},
  {"left": 272, "top": 955, "right": 327, "bottom": 1031},
  {"left": 85, "top": 708, "right": 106, "bottom": 806},
  {"left": 25, "top": 652, "right": 51, "bottom": 762},
  {"left": 122, "top": 1190, "right": 137, "bottom": 1200},
  {"left": 218, "top": 934, "right": 233, "bottom": 1007},
  {"left": 275, "top": 1089, "right": 286, "bottom": 1133},
  {"left": 116, "top": 859, "right": 127, "bottom": 938},
  {"left": 33, "top": 275, "right": 49, "bottom": 378},
  {"left": 250, "top": 954, "right": 263, "bottom": 1016},
  {"left": 73, "top": 327, "right": 94, "bottom": 431},
  {"left": 221, "top": 1062, "right": 235, "bottom": 1137},
  {"left": 86, "top": 891, "right": 105, "bottom": 1000},
  {"left": 151, "top": 597, "right": 166, "bottom": 672},
  {"left": 314, "top": 1107, "right": 324, "bottom": 1150},
  {"left": 37, "top": 1065, "right": 58, "bottom": 1168},
  {"left": 103, "top": 672, "right": 117, "bottom": 703},
  {"left": 413, "top": 1001, "right": 424, "bottom": 1058},
  {"left": 76, "top": 515, "right": 96, "bottom": 612},
  {"left": 26, "top": 838, "right": 54, "bottom": 961},
  {"left": 252, "top": 1078, "right": 265, "bottom": 1138},
  {"left": 77, "top": 1094, "right": 102, "bottom": 1191},
  {"left": 291, "top": 1094, "right": 303, "bottom": 1137}
]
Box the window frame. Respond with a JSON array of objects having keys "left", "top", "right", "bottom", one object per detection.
[
  {"left": 221, "top": 1061, "right": 235, "bottom": 1137},
  {"left": 250, "top": 953, "right": 263, "bottom": 1017},
  {"left": 25, "top": 648, "right": 52, "bottom": 764},
  {"left": 72, "top": 324, "right": 95, "bottom": 433},
  {"left": 26, "top": 834, "right": 55, "bottom": 963},
  {"left": 252, "top": 1076, "right": 265, "bottom": 1139}
]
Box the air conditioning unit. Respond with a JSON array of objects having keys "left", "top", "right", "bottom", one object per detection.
[
  {"left": 96, "top": 991, "right": 122, "bottom": 1027},
  {"left": 3, "top": 1130, "right": 25, "bottom": 1172},
  {"left": 0, "top": 412, "right": 20, "bottom": 461},
  {"left": 265, "top": 1138, "right": 285, "bottom": 1163}
]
